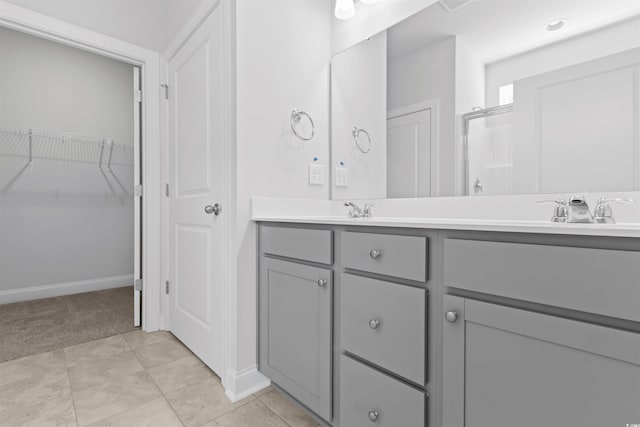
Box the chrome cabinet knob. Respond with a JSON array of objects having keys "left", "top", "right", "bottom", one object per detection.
[
  {"left": 368, "top": 410, "right": 379, "bottom": 422},
  {"left": 369, "top": 249, "right": 381, "bottom": 259},
  {"left": 444, "top": 311, "right": 458, "bottom": 323},
  {"left": 204, "top": 203, "right": 221, "bottom": 215},
  {"left": 369, "top": 319, "right": 380, "bottom": 329},
  {"left": 317, "top": 279, "right": 327, "bottom": 288}
]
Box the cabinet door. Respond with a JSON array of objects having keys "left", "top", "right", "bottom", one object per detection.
[
  {"left": 443, "top": 295, "right": 640, "bottom": 427},
  {"left": 259, "top": 258, "right": 332, "bottom": 421}
]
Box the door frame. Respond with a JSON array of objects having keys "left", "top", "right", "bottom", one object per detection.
[
  {"left": 0, "top": 0, "right": 162, "bottom": 331},
  {"left": 160, "top": 0, "right": 238, "bottom": 399},
  {"left": 387, "top": 99, "right": 440, "bottom": 197}
]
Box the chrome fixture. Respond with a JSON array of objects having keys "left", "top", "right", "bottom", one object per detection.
[
  {"left": 290, "top": 109, "right": 315, "bottom": 141},
  {"left": 539, "top": 196, "right": 634, "bottom": 224},
  {"left": 204, "top": 203, "right": 221, "bottom": 216},
  {"left": 369, "top": 249, "right": 381, "bottom": 259},
  {"left": 537, "top": 199, "right": 568, "bottom": 223},
  {"left": 344, "top": 201, "right": 373, "bottom": 218},
  {"left": 567, "top": 195, "right": 594, "bottom": 223},
  {"left": 473, "top": 178, "right": 483, "bottom": 194},
  {"left": 368, "top": 319, "right": 380, "bottom": 329},
  {"left": 368, "top": 410, "right": 379, "bottom": 422},
  {"left": 593, "top": 198, "right": 634, "bottom": 224},
  {"left": 352, "top": 127, "right": 372, "bottom": 153},
  {"left": 444, "top": 311, "right": 458, "bottom": 323},
  {"left": 317, "top": 279, "right": 328, "bottom": 288}
]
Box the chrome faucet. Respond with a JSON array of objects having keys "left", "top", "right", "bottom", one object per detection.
[
  {"left": 539, "top": 195, "right": 634, "bottom": 224},
  {"left": 344, "top": 202, "right": 373, "bottom": 218},
  {"left": 567, "top": 195, "right": 594, "bottom": 223}
]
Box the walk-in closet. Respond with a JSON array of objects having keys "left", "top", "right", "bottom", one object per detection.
[{"left": 0, "top": 26, "right": 140, "bottom": 362}]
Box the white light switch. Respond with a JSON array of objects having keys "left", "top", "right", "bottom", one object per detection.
[
  {"left": 309, "top": 163, "right": 325, "bottom": 185},
  {"left": 335, "top": 166, "right": 348, "bottom": 187}
]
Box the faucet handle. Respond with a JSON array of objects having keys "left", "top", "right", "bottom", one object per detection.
[
  {"left": 537, "top": 199, "right": 567, "bottom": 223},
  {"left": 594, "top": 198, "right": 635, "bottom": 224},
  {"left": 363, "top": 203, "right": 374, "bottom": 218}
]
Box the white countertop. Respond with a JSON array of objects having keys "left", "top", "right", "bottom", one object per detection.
[
  {"left": 251, "top": 195, "right": 640, "bottom": 238},
  {"left": 251, "top": 215, "right": 640, "bottom": 238}
]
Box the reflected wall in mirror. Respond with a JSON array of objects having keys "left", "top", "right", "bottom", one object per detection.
[{"left": 330, "top": 0, "right": 640, "bottom": 200}]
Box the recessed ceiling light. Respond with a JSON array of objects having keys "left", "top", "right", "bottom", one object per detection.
[{"left": 543, "top": 18, "right": 567, "bottom": 32}]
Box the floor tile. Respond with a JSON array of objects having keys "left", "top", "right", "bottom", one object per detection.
[
  {"left": 0, "top": 349, "right": 67, "bottom": 386},
  {"left": 0, "top": 393, "right": 77, "bottom": 427},
  {"left": 208, "top": 400, "right": 289, "bottom": 427},
  {"left": 85, "top": 397, "right": 183, "bottom": 427},
  {"left": 134, "top": 339, "right": 192, "bottom": 369},
  {"left": 166, "top": 378, "right": 254, "bottom": 427},
  {"left": 122, "top": 330, "right": 175, "bottom": 350},
  {"left": 64, "top": 336, "right": 131, "bottom": 367},
  {"left": 0, "top": 350, "right": 70, "bottom": 413},
  {"left": 259, "top": 389, "right": 321, "bottom": 427},
  {"left": 253, "top": 385, "right": 273, "bottom": 398},
  {"left": 67, "top": 350, "right": 145, "bottom": 391},
  {"left": 147, "top": 354, "right": 215, "bottom": 395},
  {"left": 72, "top": 370, "right": 161, "bottom": 426}
]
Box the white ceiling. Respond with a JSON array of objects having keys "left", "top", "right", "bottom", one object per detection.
[
  {"left": 388, "top": 0, "right": 640, "bottom": 63},
  {"left": 3, "top": 0, "right": 206, "bottom": 52}
]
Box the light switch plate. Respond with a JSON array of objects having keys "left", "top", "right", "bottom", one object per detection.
[
  {"left": 309, "top": 163, "right": 325, "bottom": 185},
  {"left": 335, "top": 167, "right": 348, "bottom": 187}
]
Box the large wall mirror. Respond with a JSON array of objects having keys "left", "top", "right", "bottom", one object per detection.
[{"left": 330, "top": 0, "right": 640, "bottom": 200}]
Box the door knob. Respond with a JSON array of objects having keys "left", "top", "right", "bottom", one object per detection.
[
  {"left": 317, "top": 279, "right": 327, "bottom": 287},
  {"left": 368, "top": 410, "right": 379, "bottom": 422},
  {"left": 369, "top": 319, "right": 380, "bottom": 329},
  {"left": 369, "top": 249, "right": 381, "bottom": 259},
  {"left": 204, "top": 203, "right": 221, "bottom": 215}
]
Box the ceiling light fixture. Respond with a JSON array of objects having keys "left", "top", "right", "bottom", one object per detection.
[
  {"left": 335, "top": 0, "right": 355, "bottom": 20},
  {"left": 335, "top": 0, "right": 381, "bottom": 21},
  {"left": 543, "top": 18, "right": 567, "bottom": 32}
]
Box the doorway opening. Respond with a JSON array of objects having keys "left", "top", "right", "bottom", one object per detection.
[{"left": 0, "top": 26, "right": 143, "bottom": 362}]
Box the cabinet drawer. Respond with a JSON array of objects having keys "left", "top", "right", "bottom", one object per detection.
[
  {"left": 340, "top": 355, "right": 426, "bottom": 427},
  {"left": 341, "top": 273, "right": 426, "bottom": 385},
  {"left": 444, "top": 239, "right": 640, "bottom": 322},
  {"left": 261, "top": 225, "right": 332, "bottom": 264},
  {"left": 342, "top": 232, "right": 427, "bottom": 281}
]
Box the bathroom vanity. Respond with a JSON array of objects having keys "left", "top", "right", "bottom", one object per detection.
[{"left": 256, "top": 218, "right": 640, "bottom": 427}]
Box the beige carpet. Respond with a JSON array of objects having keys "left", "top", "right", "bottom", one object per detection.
[{"left": 0, "top": 286, "right": 138, "bottom": 362}]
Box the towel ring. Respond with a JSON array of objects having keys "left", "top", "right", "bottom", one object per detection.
[
  {"left": 291, "top": 109, "right": 315, "bottom": 141},
  {"left": 352, "top": 127, "right": 371, "bottom": 153}
]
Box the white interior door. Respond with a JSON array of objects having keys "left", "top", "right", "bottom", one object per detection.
[
  {"left": 133, "top": 67, "right": 142, "bottom": 327},
  {"left": 168, "top": 5, "right": 225, "bottom": 376},
  {"left": 386, "top": 108, "right": 432, "bottom": 198}
]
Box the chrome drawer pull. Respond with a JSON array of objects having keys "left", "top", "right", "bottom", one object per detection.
[
  {"left": 369, "top": 319, "right": 380, "bottom": 329},
  {"left": 317, "top": 279, "right": 327, "bottom": 288},
  {"left": 369, "top": 249, "right": 381, "bottom": 259},
  {"left": 368, "top": 410, "right": 379, "bottom": 422},
  {"left": 444, "top": 311, "right": 458, "bottom": 323}
]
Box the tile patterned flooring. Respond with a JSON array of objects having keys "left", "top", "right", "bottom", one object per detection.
[{"left": 0, "top": 331, "right": 321, "bottom": 427}]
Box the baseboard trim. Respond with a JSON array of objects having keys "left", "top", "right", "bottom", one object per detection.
[
  {"left": 223, "top": 366, "right": 271, "bottom": 403},
  {"left": 0, "top": 275, "right": 134, "bottom": 304}
]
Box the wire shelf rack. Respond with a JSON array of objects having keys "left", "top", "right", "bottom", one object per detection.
[{"left": 0, "top": 126, "right": 135, "bottom": 169}]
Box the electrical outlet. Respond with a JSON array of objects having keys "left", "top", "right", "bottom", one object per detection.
[
  {"left": 309, "top": 163, "right": 325, "bottom": 185},
  {"left": 335, "top": 167, "right": 348, "bottom": 187}
]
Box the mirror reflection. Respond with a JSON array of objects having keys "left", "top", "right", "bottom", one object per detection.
[{"left": 330, "top": 0, "right": 640, "bottom": 200}]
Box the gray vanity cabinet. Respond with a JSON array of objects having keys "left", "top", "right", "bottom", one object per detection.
[
  {"left": 442, "top": 295, "right": 640, "bottom": 427},
  {"left": 258, "top": 226, "right": 333, "bottom": 422}
]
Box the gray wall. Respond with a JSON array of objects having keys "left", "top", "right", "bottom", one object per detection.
[{"left": 0, "top": 27, "right": 134, "bottom": 299}]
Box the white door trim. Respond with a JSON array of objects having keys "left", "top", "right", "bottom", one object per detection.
[
  {"left": 160, "top": 0, "right": 238, "bottom": 398},
  {"left": 387, "top": 99, "right": 441, "bottom": 197},
  {"left": 0, "top": 0, "right": 162, "bottom": 331}
]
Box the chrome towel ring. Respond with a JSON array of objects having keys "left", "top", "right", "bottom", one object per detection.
[
  {"left": 352, "top": 126, "right": 371, "bottom": 153},
  {"left": 290, "top": 109, "right": 315, "bottom": 141}
]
